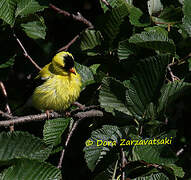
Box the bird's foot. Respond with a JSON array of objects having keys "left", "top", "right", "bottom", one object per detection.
[{"left": 45, "top": 110, "right": 54, "bottom": 119}]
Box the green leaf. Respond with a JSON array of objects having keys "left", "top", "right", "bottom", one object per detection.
[
  {"left": 21, "top": 18, "right": 46, "bottom": 39},
  {"left": 158, "top": 80, "right": 191, "bottom": 114},
  {"left": 75, "top": 62, "right": 94, "bottom": 88},
  {"left": 132, "top": 173, "right": 169, "bottom": 180},
  {"left": 1, "top": 159, "right": 61, "bottom": 180},
  {"left": 127, "top": 4, "right": 150, "bottom": 27},
  {"left": 125, "top": 54, "right": 170, "bottom": 117},
  {"left": 98, "top": 4, "right": 129, "bottom": 46},
  {"left": 43, "top": 118, "right": 70, "bottom": 146},
  {"left": 99, "top": 77, "right": 131, "bottom": 116},
  {"left": 183, "top": 0, "right": 191, "bottom": 37},
  {"left": 0, "top": 131, "right": 52, "bottom": 163},
  {"left": 80, "top": 29, "right": 103, "bottom": 51},
  {"left": 84, "top": 125, "right": 122, "bottom": 171},
  {"left": 0, "top": 0, "right": 17, "bottom": 26},
  {"left": 144, "top": 26, "right": 168, "bottom": 36},
  {"left": 0, "top": 55, "right": 15, "bottom": 69},
  {"left": 132, "top": 136, "right": 177, "bottom": 165},
  {"left": 99, "top": 0, "right": 127, "bottom": 13},
  {"left": 129, "top": 31, "right": 175, "bottom": 53},
  {"left": 163, "top": 164, "right": 185, "bottom": 178},
  {"left": 15, "top": 0, "right": 48, "bottom": 17},
  {"left": 118, "top": 40, "right": 140, "bottom": 60}
]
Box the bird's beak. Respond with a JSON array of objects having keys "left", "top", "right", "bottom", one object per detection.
[{"left": 69, "top": 67, "right": 76, "bottom": 75}]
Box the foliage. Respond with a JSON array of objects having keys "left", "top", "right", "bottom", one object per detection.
[{"left": 0, "top": 0, "right": 191, "bottom": 179}]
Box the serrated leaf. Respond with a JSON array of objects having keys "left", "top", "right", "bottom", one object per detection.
[
  {"left": 183, "top": 0, "right": 191, "bottom": 37},
  {"left": 144, "top": 26, "right": 168, "bottom": 36},
  {"left": 118, "top": 40, "right": 139, "bottom": 60},
  {"left": 98, "top": 4, "right": 129, "bottom": 46},
  {"left": 84, "top": 125, "right": 122, "bottom": 171},
  {"left": 0, "top": 131, "right": 52, "bottom": 163},
  {"left": 163, "top": 164, "right": 185, "bottom": 178},
  {"left": 132, "top": 173, "right": 169, "bottom": 180},
  {"left": 15, "top": 0, "right": 48, "bottom": 17},
  {"left": 99, "top": 0, "right": 127, "bottom": 13},
  {"left": 21, "top": 19, "right": 46, "bottom": 39},
  {"left": 80, "top": 29, "right": 103, "bottom": 51},
  {"left": 158, "top": 80, "right": 191, "bottom": 114},
  {"left": 127, "top": 4, "right": 150, "bottom": 27},
  {"left": 99, "top": 77, "right": 131, "bottom": 116},
  {"left": 125, "top": 54, "right": 170, "bottom": 117},
  {"left": 132, "top": 136, "right": 177, "bottom": 165},
  {"left": 0, "top": 55, "right": 15, "bottom": 69},
  {"left": 75, "top": 62, "right": 94, "bottom": 88},
  {"left": 129, "top": 31, "right": 175, "bottom": 53},
  {"left": 1, "top": 159, "right": 61, "bottom": 180},
  {"left": 0, "top": 0, "right": 17, "bottom": 26},
  {"left": 43, "top": 118, "right": 70, "bottom": 146}
]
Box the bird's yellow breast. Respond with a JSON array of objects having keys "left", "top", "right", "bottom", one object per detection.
[{"left": 32, "top": 73, "right": 81, "bottom": 111}]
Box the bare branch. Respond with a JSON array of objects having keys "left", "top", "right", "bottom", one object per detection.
[
  {"left": 120, "top": 148, "right": 127, "bottom": 180},
  {"left": 13, "top": 33, "right": 41, "bottom": 71},
  {"left": 0, "top": 81, "right": 14, "bottom": 131},
  {"left": 58, "top": 34, "right": 80, "bottom": 52},
  {"left": 49, "top": 3, "right": 94, "bottom": 51},
  {"left": 49, "top": 4, "right": 94, "bottom": 28},
  {"left": 0, "top": 110, "right": 14, "bottom": 119},
  {"left": 167, "top": 63, "right": 180, "bottom": 81},
  {"left": 100, "top": 0, "right": 112, "bottom": 10},
  {"left": 0, "top": 110, "right": 103, "bottom": 127}
]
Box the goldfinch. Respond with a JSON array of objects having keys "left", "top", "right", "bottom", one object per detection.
[{"left": 32, "top": 51, "right": 82, "bottom": 111}]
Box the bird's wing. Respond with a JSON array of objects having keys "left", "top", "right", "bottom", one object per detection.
[{"left": 35, "top": 63, "right": 53, "bottom": 80}]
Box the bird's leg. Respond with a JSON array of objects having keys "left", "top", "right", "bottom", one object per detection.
[
  {"left": 65, "top": 111, "right": 71, "bottom": 117},
  {"left": 45, "top": 110, "right": 54, "bottom": 119}
]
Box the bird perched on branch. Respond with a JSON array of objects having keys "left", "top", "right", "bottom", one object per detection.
[{"left": 32, "top": 51, "right": 81, "bottom": 112}]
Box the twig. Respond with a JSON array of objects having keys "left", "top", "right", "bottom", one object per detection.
[
  {"left": 120, "top": 147, "right": 127, "bottom": 180},
  {"left": 49, "top": 3, "right": 94, "bottom": 52},
  {"left": 58, "top": 34, "right": 80, "bottom": 52},
  {"left": 0, "top": 110, "right": 103, "bottom": 127},
  {"left": 13, "top": 33, "right": 41, "bottom": 71},
  {"left": 49, "top": 4, "right": 94, "bottom": 28},
  {"left": 0, "top": 110, "right": 14, "bottom": 119},
  {"left": 176, "top": 145, "right": 187, "bottom": 156},
  {"left": 57, "top": 118, "right": 82, "bottom": 169},
  {"left": 167, "top": 63, "right": 180, "bottom": 81},
  {"left": 0, "top": 81, "right": 14, "bottom": 131},
  {"left": 100, "top": 0, "right": 112, "bottom": 10},
  {"left": 57, "top": 109, "right": 103, "bottom": 169}
]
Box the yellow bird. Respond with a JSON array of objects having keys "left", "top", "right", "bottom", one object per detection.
[{"left": 32, "top": 51, "right": 82, "bottom": 112}]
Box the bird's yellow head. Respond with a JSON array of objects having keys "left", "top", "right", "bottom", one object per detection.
[{"left": 51, "top": 51, "right": 76, "bottom": 76}]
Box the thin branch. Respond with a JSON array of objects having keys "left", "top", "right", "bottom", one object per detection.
[
  {"left": 49, "top": 3, "right": 94, "bottom": 52},
  {"left": 49, "top": 4, "right": 94, "bottom": 28},
  {"left": 0, "top": 112, "right": 61, "bottom": 127},
  {"left": 167, "top": 63, "right": 180, "bottom": 81},
  {"left": 100, "top": 0, "right": 112, "bottom": 10},
  {"left": 176, "top": 145, "right": 187, "bottom": 156},
  {"left": 58, "top": 34, "right": 80, "bottom": 52},
  {"left": 0, "top": 81, "right": 14, "bottom": 131},
  {"left": 0, "top": 110, "right": 14, "bottom": 119},
  {"left": 13, "top": 33, "right": 41, "bottom": 71},
  {"left": 120, "top": 148, "right": 127, "bottom": 180},
  {"left": 57, "top": 117, "right": 82, "bottom": 169},
  {"left": 57, "top": 109, "right": 103, "bottom": 169},
  {"left": 0, "top": 110, "right": 103, "bottom": 127}
]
